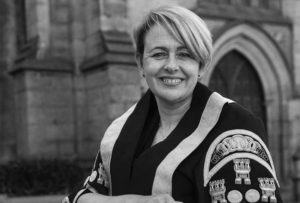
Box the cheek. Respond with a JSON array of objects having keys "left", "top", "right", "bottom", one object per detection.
[
  {"left": 143, "top": 60, "right": 160, "bottom": 75},
  {"left": 185, "top": 64, "right": 200, "bottom": 78}
]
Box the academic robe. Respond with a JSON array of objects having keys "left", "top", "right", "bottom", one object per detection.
[{"left": 63, "top": 83, "right": 282, "bottom": 203}]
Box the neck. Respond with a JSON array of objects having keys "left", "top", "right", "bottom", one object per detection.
[{"left": 155, "top": 97, "right": 192, "bottom": 129}]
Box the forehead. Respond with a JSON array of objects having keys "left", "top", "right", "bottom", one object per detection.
[{"left": 144, "top": 24, "right": 184, "bottom": 50}]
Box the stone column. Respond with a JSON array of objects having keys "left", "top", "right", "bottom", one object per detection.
[
  {"left": 0, "top": 0, "right": 18, "bottom": 161},
  {"left": 9, "top": 0, "right": 76, "bottom": 159},
  {"left": 282, "top": 0, "right": 300, "bottom": 94},
  {"left": 10, "top": 59, "right": 76, "bottom": 158},
  {"left": 79, "top": 30, "right": 141, "bottom": 160},
  {"left": 286, "top": 99, "right": 300, "bottom": 201}
]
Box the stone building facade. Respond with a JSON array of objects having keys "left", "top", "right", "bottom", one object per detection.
[{"left": 0, "top": 0, "right": 299, "bottom": 201}]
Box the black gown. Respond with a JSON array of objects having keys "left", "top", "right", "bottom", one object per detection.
[{"left": 64, "top": 83, "right": 282, "bottom": 203}]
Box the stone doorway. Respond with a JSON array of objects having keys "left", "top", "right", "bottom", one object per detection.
[{"left": 209, "top": 50, "right": 266, "bottom": 126}]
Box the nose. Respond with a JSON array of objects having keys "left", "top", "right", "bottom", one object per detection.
[{"left": 164, "top": 56, "right": 179, "bottom": 73}]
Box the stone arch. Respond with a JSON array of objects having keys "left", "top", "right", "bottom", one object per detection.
[{"left": 202, "top": 23, "right": 292, "bottom": 180}]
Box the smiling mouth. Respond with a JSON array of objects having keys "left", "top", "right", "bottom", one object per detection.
[{"left": 161, "top": 78, "right": 183, "bottom": 86}]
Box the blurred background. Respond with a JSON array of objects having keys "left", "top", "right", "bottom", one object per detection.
[{"left": 0, "top": 0, "right": 299, "bottom": 202}]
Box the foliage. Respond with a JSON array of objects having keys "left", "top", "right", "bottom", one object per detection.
[{"left": 0, "top": 159, "right": 86, "bottom": 196}]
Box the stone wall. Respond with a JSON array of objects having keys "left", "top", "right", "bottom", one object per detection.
[
  {"left": 127, "top": 0, "right": 197, "bottom": 33},
  {"left": 49, "top": 0, "right": 71, "bottom": 59},
  {"left": 0, "top": 0, "right": 17, "bottom": 161},
  {"left": 79, "top": 30, "right": 140, "bottom": 159},
  {"left": 11, "top": 61, "right": 75, "bottom": 158},
  {"left": 6, "top": 0, "right": 142, "bottom": 161},
  {"left": 80, "top": 64, "right": 140, "bottom": 158},
  {"left": 283, "top": 0, "right": 300, "bottom": 94},
  {"left": 282, "top": 1, "right": 300, "bottom": 200},
  {"left": 10, "top": 0, "right": 77, "bottom": 159},
  {"left": 262, "top": 23, "right": 293, "bottom": 69}
]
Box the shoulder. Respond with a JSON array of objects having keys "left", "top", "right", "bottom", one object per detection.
[
  {"left": 201, "top": 101, "right": 282, "bottom": 202},
  {"left": 223, "top": 102, "right": 262, "bottom": 127},
  {"left": 216, "top": 101, "right": 267, "bottom": 142}
]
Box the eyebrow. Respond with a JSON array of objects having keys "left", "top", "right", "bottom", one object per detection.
[
  {"left": 147, "top": 46, "right": 167, "bottom": 53},
  {"left": 177, "top": 46, "right": 189, "bottom": 51},
  {"left": 147, "top": 45, "right": 188, "bottom": 53}
]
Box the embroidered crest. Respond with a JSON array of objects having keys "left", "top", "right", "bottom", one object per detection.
[
  {"left": 209, "top": 179, "right": 227, "bottom": 203},
  {"left": 227, "top": 190, "right": 243, "bottom": 203},
  {"left": 204, "top": 130, "right": 279, "bottom": 187},
  {"left": 211, "top": 134, "right": 268, "bottom": 164},
  {"left": 245, "top": 189, "right": 260, "bottom": 203},
  {"left": 258, "top": 178, "right": 277, "bottom": 203},
  {"left": 234, "top": 158, "right": 251, "bottom": 185},
  {"left": 97, "top": 163, "right": 109, "bottom": 188}
]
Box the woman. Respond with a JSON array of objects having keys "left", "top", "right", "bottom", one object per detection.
[{"left": 63, "top": 5, "right": 282, "bottom": 203}]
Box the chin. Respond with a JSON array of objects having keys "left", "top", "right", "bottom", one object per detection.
[{"left": 157, "top": 93, "right": 189, "bottom": 105}]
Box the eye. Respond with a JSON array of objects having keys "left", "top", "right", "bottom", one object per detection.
[
  {"left": 177, "top": 51, "right": 194, "bottom": 59},
  {"left": 151, "top": 52, "right": 167, "bottom": 59}
]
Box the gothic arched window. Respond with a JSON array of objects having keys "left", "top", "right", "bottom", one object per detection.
[{"left": 209, "top": 51, "right": 266, "bottom": 126}]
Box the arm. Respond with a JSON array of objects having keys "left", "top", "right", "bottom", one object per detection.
[
  {"left": 78, "top": 193, "right": 182, "bottom": 203},
  {"left": 63, "top": 151, "right": 181, "bottom": 203},
  {"left": 62, "top": 151, "right": 109, "bottom": 203}
]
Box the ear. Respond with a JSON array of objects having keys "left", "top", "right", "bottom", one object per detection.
[
  {"left": 135, "top": 53, "right": 143, "bottom": 69},
  {"left": 198, "top": 65, "right": 208, "bottom": 80},
  {"left": 135, "top": 53, "right": 145, "bottom": 78}
]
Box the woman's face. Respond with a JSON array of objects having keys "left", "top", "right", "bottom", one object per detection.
[{"left": 141, "top": 24, "right": 200, "bottom": 106}]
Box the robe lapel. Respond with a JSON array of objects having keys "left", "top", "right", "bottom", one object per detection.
[{"left": 110, "top": 83, "right": 213, "bottom": 195}]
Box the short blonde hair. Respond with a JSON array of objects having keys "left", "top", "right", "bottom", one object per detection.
[{"left": 133, "top": 5, "right": 212, "bottom": 70}]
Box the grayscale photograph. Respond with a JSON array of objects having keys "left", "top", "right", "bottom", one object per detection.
[{"left": 0, "top": 0, "right": 299, "bottom": 203}]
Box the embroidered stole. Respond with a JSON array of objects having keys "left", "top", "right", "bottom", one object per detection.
[{"left": 100, "top": 83, "right": 232, "bottom": 195}]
